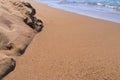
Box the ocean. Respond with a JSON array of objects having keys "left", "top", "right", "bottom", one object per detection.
[{"left": 36, "top": 0, "right": 120, "bottom": 23}]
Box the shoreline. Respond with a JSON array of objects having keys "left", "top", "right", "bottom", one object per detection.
[{"left": 35, "top": 0, "right": 120, "bottom": 24}]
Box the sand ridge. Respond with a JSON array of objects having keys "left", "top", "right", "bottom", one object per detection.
[{"left": 0, "top": 0, "right": 43, "bottom": 79}]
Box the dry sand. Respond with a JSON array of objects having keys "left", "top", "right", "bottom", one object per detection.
[
  {"left": 4, "top": 0, "right": 120, "bottom": 80},
  {"left": 0, "top": 0, "right": 43, "bottom": 79}
]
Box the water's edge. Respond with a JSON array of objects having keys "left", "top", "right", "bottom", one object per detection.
[{"left": 36, "top": 0, "right": 120, "bottom": 24}]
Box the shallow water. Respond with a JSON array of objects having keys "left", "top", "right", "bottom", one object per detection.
[{"left": 36, "top": 0, "right": 120, "bottom": 23}]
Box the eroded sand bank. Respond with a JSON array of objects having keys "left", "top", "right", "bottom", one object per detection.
[{"left": 0, "top": 0, "right": 43, "bottom": 79}]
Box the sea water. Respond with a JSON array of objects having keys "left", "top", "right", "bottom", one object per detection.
[{"left": 36, "top": 0, "right": 120, "bottom": 23}]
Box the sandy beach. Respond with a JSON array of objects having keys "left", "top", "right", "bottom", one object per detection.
[{"left": 3, "top": 0, "right": 120, "bottom": 80}]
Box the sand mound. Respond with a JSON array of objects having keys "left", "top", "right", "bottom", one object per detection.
[{"left": 0, "top": 0, "right": 43, "bottom": 79}]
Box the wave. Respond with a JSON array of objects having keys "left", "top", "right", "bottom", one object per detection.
[
  {"left": 57, "top": 0, "right": 120, "bottom": 12},
  {"left": 36, "top": 0, "right": 120, "bottom": 23},
  {"left": 58, "top": 0, "right": 120, "bottom": 5}
]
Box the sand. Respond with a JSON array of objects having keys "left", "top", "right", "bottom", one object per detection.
[
  {"left": 3, "top": 0, "right": 120, "bottom": 80},
  {"left": 0, "top": 0, "right": 43, "bottom": 79}
]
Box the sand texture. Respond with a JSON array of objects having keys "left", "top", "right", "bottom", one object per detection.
[
  {"left": 2, "top": 0, "right": 120, "bottom": 80},
  {"left": 0, "top": 0, "right": 43, "bottom": 79}
]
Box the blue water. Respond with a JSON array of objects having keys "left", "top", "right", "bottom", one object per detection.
[{"left": 36, "top": 0, "right": 120, "bottom": 23}]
